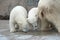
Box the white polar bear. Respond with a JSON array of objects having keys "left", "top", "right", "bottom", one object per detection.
[
  {"left": 9, "top": 6, "right": 30, "bottom": 32},
  {"left": 27, "top": 7, "right": 39, "bottom": 30},
  {"left": 38, "top": 0, "right": 60, "bottom": 32}
]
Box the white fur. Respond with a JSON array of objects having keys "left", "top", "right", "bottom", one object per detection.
[
  {"left": 38, "top": 0, "right": 60, "bottom": 32},
  {"left": 27, "top": 7, "right": 38, "bottom": 30},
  {"left": 9, "top": 6, "right": 30, "bottom": 32}
]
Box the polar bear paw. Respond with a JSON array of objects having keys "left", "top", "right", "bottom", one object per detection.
[{"left": 10, "top": 29, "right": 16, "bottom": 32}]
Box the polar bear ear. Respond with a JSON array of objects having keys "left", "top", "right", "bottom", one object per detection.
[
  {"left": 40, "top": 7, "right": 48, "bottom": 18},
  {"left": 41, "top": 10, "right": 44, "bottom": 17},
  {"left": 38, "top": 7, "right": 47, "bottom": 19}
]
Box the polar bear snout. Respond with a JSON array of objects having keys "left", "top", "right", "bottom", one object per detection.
[
  {"left": 22, "top": 28, "right": 29, "bottom": 33},
  {"left": 22, "top": 26, "right": 29, "bottom": 33}
]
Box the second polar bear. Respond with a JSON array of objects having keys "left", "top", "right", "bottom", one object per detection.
[
  {"left": 27, "top": 7, "right": 39, "bottom": 30},
  {"left": 38, "top": 0, "right": 60, "bottom": 32},
  {"left": 9, "top": 6, "right": 30, "bottom": 32}
]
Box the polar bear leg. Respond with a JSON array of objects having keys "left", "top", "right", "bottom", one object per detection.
[
  {"left": 9, "top": 20, "right": 16, "bottom": 32},
  {"left": 56, "top": 26, "right": 60, "bottom": 33}
]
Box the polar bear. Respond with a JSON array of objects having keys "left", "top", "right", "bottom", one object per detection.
[
  {"left": 27, "top": 7, "right": 39, "bottom": 30},
  {"left": 9, "top": 6, "right": 30, "bottom": 32},
  {"left": 38, "top": 0, "right": 60, "bottom": 32}
]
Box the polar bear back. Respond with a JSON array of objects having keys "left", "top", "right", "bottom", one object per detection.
[
  {"left": 10, "top": 6, "right": 27, "bottom": 18},
  {"left": 10, "top": 6, "right": 27, "bottom": 24},
  {"left": 28, "top": 7, "right": 38, "bottom": 18},
  {"left": 38, "top": 0, "right": 60, "bottom": 13}
]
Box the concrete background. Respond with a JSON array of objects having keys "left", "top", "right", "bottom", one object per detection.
[
  {"left": 0, "top": 0, "right": 39, "bottom": 16},
  {"left": 0, "top": 0, "right": 39, "bottom": 20}
]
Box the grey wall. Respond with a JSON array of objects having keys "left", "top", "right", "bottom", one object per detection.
[{"left": 0, "top": 0, "right": 39, "bottom": 16}]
